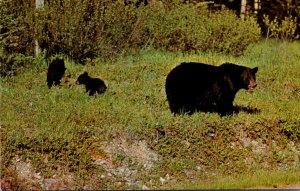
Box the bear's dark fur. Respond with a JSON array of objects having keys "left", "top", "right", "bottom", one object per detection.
[
  {"left": 165, "top": 62, "right": 258, "bottom": 116},
  {"left": 47, "top": 58, "right": 66, "bottom": 88},
  {"left": 76, "top": 72, "right": 107, "bottom": 96}
]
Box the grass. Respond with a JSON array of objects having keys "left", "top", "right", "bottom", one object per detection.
[
  {"left": 172, "top": 168, "right": 300, "bottom": 189},
  {"left": 1, "top": 40, "right": 300, "bottom": 189}
]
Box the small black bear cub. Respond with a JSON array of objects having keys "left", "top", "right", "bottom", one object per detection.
[
  {"left": 47, "top": 58, "right": 66, "bottom": 88},
  {"left": 76, "top": 72, "right": 107, "bottom": 96},
  {"left": 165, "top": 62, "right": 258, "bottom": 116}
]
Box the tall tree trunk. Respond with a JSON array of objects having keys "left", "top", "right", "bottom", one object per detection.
[
  {"left": 240, "top": 0, "right": 247, "bottom": 20},
  {"left": 254, "top": 0, "right": 260, "bottom": 15},
  {"left": 35, "top": 0, "right": 44, "bottom": 57}
]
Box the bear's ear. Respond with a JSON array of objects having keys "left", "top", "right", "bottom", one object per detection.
[
  {"left": 252, "top": 67, "right": 258, "bottom": 74},
  {"left": 84, "top": 71, "right": 88, "bottom": 75}
]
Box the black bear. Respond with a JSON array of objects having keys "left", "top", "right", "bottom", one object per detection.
[
  {"left": 165, "top": 62, "right": 258, "bottom": 116},
  {"left": 47, "top": 58, "right": 66, "bottom": 88},
  {"left": 76, "top": 72, "right": 107, "bottom": 96}
]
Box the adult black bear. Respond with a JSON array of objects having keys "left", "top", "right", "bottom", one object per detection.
[
  {"left": 47, "top": 58, "right": 66, "bottom": 88},
  {"left": 76, "top": 72, "right": 107, "bottom": 96},
  {"left": 165, "top": 62, "right": 258, "bottom": 116}
]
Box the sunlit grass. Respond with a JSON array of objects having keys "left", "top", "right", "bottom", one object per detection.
[
  {"left": 1, "top": 40, "right": 300, "bottom": 189},
  {"left": 172, "top": 168, "right": 300, "bottom": 189}
]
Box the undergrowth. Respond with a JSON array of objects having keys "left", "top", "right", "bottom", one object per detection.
[
  {"left": 1, "top": 0, "right": 260, "bottom": 62},
  {"left": 1, "top": 40, "right": 300, "bottom": 189}
]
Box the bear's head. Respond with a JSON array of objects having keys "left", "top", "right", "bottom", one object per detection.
[
  {"left": 241, "top": 67, "right": 258, "bottom": 90},
  {"left": 220, "top": 63, "right": 258, "bottom": 91},
  {"left": 52, "top": 58, "right": 66, "bottom": 70},
  {"left": 57, "top": 58, "right": 66, "bottom": 71},
  {"left": 76, "top": 72, "right": 89, "bottom": 85}
]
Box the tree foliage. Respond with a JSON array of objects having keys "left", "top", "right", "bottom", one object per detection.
[
  {"left": 0, "top": 0, "right": 261, "bottom": 65},
  {"left": 0, "top": 0, "right": 35, "bottom": 55}
]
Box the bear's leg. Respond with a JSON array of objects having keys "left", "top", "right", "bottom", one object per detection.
[
  {"left": 168, "top": 101, "right": 187, "bottom": 115},
  {"left": 47, "top": 80, "right": 53, "bottom": 88},
  {"left": 54, "top": 80, "right": 61, "bottom": 86},
  {"left": 89, "top": 89, "right": 96, "bottom": 96},
  {"left": 173, "top": 102, "right": 195, "bottom": 115},
  {"left": 168, "top": 102, "right": 178, "bottom": 114},
  {"left": 216, "top": 93, "right": 234, "bottom": 116},
  {"left": 218, "top": 102, "right": 234, "bottom": 116},
  {"left": 47, "top": 74, "right": 53, "bottom": 88},
  {"left": 96, "top": 88, "right": 103, "bottom": 94},
  {"left": 182, "top": 103, "right": 196, "bottom": 115}
]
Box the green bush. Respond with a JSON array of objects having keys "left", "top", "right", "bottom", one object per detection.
[
  {"left": 36, "top": 0, "right": 112, "bottom": 63},
  {"left": 263, "top": 15, "right": 298, "bottom": 40},
  {"left": 144, "top": 6, "right": 261, "bottom": 55},
  {"left": 1, "top": 1, "right": 261, "bottom": 63},
  {"left": 0, "top": 0, "right": 35, "bottom": 55},
  {"left": 0, "top": 52, "right": 34, "bottom": 77},
  {"left": 200, "top": 12, "right": 261, "bottom": 56},
  {"left": 34, "top": 0, "right": 149, "bottom": 63}
]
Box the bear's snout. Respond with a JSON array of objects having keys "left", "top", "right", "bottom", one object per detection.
[
  {"left": 248, "top": 80, "right": 257, "bottom": 90},
  {"left": 76, "top": 80, "right": 80, "bottom": 85}
]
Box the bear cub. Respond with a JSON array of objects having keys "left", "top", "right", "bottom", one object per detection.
[
  {"left": 165, "top": 62, "right": 258, "bottom": 116},
  {"left": 76, "top": 72, "right": 107, "bottom": 96},
  {"left": 47, "top": 58, "right": 66, "bottom": 88}
]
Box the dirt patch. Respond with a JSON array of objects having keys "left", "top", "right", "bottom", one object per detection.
[
  {"left": 6, "top": 157, "right": 74, "bottom": 190},
  {"left": 99, "top": 136, "right": 159, "bottom": 169},
  {"left": 90, "top": 135, "right": 160, "bottom": 188},
  {"left": 3, "top": 136, "right": 160, "bottom": 190}
]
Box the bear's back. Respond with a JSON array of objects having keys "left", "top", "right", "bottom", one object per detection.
[
  {"left": 166, "top": 62, "right": 219, "bottom": 88},
  {"left": 48, "top": 59, "right": 65, "bottom": 73}
]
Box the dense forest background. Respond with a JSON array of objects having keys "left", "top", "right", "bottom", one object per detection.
[{"left": 0, "top": 0, "right": 299, "bottom": 73}]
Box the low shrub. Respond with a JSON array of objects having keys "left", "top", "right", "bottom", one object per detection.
[
  {"left": 263, "top": 15, "right": 298, "bottom": 40},
  {"left": 0, "top": 0, "right": 35, "bottom": 56},
  {"left": 1, "top": 0, "right": 261, "bottom": 63},
  {"left": 144, "top": 6, "right": 261, "bottom": 55},
  {"left": 0, "top": 52, "right": 34, "bottom": 77}
]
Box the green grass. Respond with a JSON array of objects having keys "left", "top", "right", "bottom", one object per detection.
[
  {"left": 1, "top": 40, "right": 300, "bottom": 189},
  {"left": 172, "top": 168, "right": 300, "bottom": 189}
]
